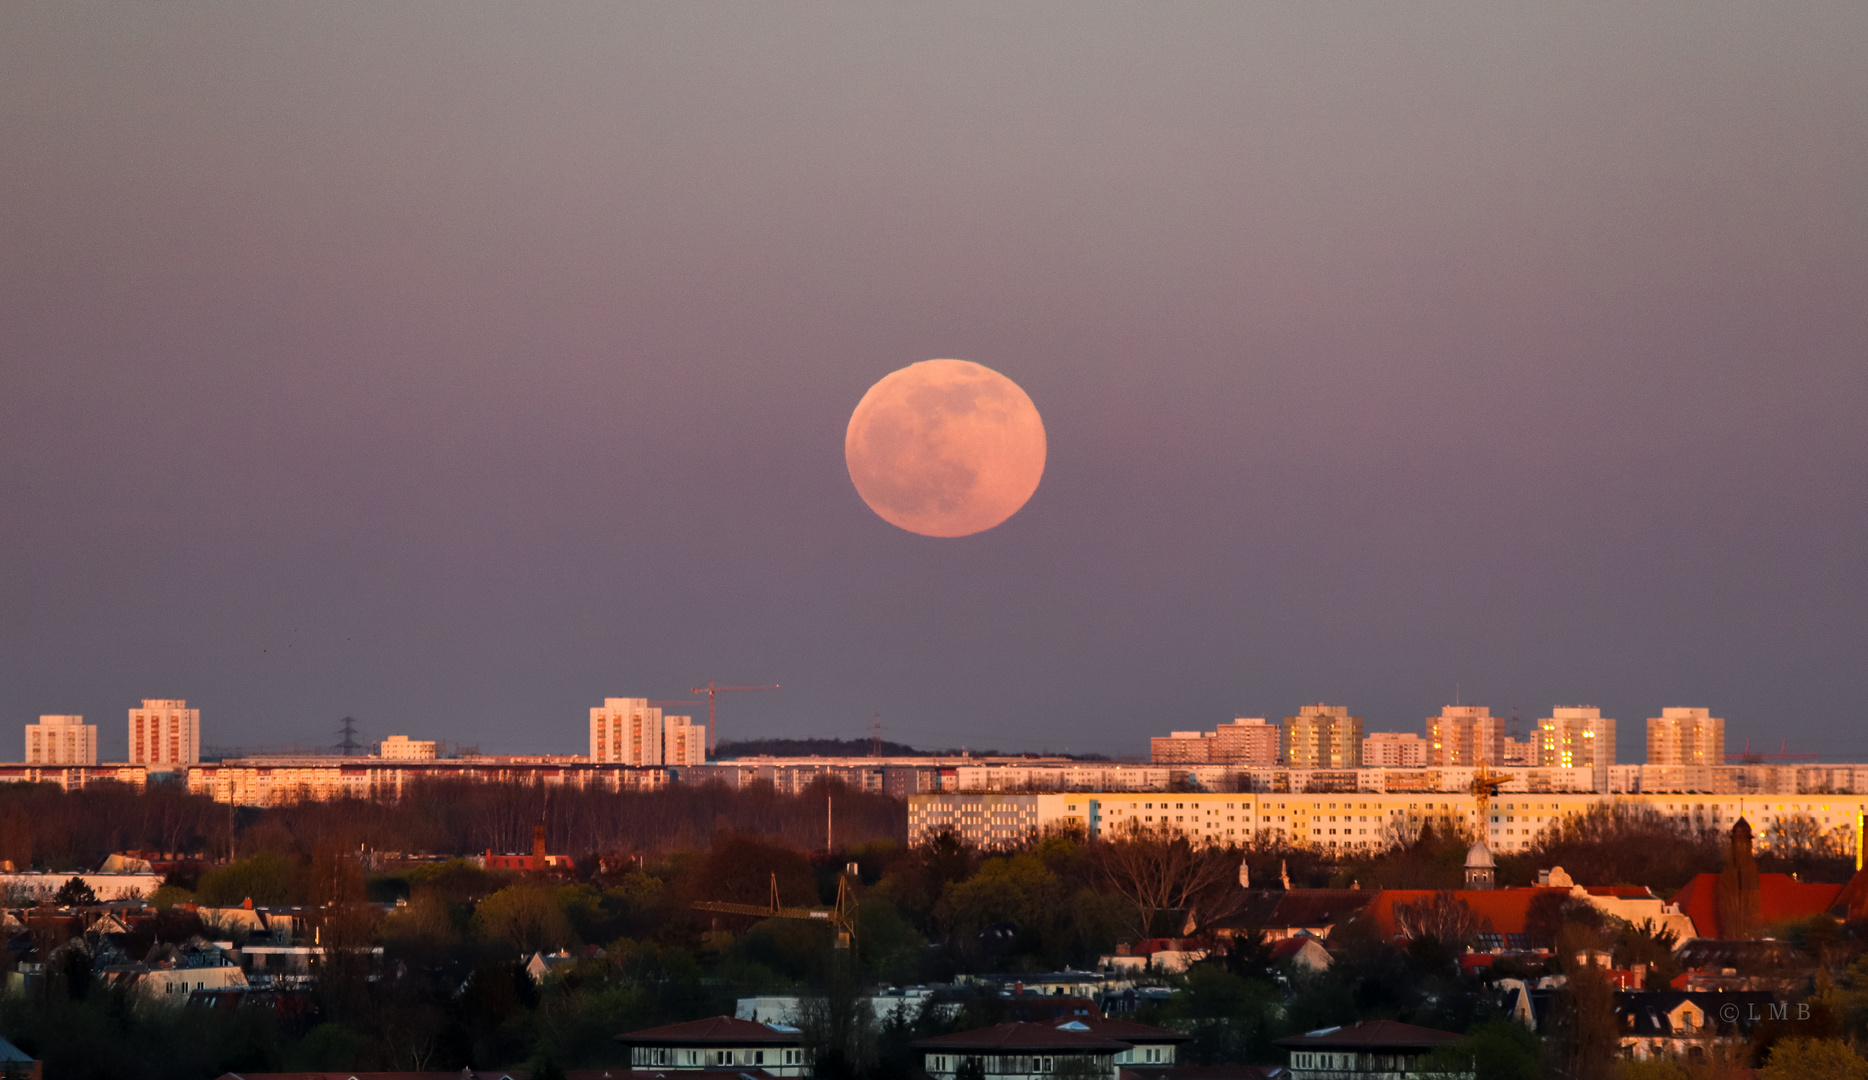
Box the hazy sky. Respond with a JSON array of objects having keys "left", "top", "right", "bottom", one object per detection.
[{"left": 3, "top": 3, "right": 1864, "bottom": 758}]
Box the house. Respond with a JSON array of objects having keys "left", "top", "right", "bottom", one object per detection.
[
  {"left": 914, "top": 1022, "right": 1129, "bottom": 1080},
  {"left": 1614, "top": 990, "right": 1773, "bottom": 1062},
  {"left": 1671, "top": 940, "right": 1813, "bottom": 994},
  {"left": 1267, "top": 937, "right": 1332, "bottom": 973},
  {"left": 0, "top": 1035, "right": 40, "bottom": 1080},
  {"left": 526, "top": 949, "right": 579, "bottom": 983},
  {"left": 100, "top": 939, "right": 249, "bottom": 1004},
  {"left": 1209, "top": 890, "right": 1377, "bottom": 942},
  {"left": 1274, "top": 1020, "right": 1468, "bottom": 1080},
  {"left": 1098, "top": 939, "right": 1210, "bottom": 974},
  {"left": 196, "top": 900, "right": 269, "bottom": 939},
  {"left": 616, "top": 1016, "right": 810, "bottom": 1076},
  {"left": 1053, "top": 1017, "right": 1189, "bottom": 1067}
]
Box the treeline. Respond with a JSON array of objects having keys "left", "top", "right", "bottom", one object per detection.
[{"left": 0, "top": 779, "right": 904, "bottom": 872}]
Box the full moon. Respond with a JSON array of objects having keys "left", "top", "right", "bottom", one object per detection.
[{"left": 845, "top": 359, "right": 1047, "bottom": 538}]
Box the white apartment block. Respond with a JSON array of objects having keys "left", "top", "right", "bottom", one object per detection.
[
  {"left": 1284, "top": 704, "right": 1362, "bottom": 768},
  {"left": 129, "top": 699, "right": 200, "bottom": 767},
  {"left": 1538, "top": 706, "right": 1616, "bottom": 789},
  {"left": 1362, "top": 732, "right": 1428, "bottom": 768},
  {"left": 907, "top": 789, "right": 1868, "bottom": 859},
  {"left": 1647, "top": 708, "right": 1724, "bottom": 767},
  {"left": 664, "top": 715, "right": 707, "bottom": 766},
  {"left": 378, "top": 735, "right": 437, "bottom": 761},
  {"left": 1427, "top": 705, "right": 1503, "bottom": 767},
  {"left": 589, "top": 698, "right": 665, "bottom": 766},
  {"left": 25, "top": 715, "right": 97, "bottom": 765}
]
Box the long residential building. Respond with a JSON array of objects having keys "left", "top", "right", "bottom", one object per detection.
[{"left": 907, "top": 788, "right": 1868, "bottom": 858}]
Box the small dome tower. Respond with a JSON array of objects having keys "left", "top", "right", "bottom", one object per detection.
[{"left": 1465, "top": 839, "right": 1496, "bottom": 890}]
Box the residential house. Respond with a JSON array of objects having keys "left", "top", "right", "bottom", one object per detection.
[
  {"left": 616, "top": 1016, "right": 810, "bottom": 1076},
  {"left": 1274, "top": 1021, "right": 1467, "bottom": 1080},
  {"left": 915, "top": 1022, "right": 1128, "bottom": 1080}
]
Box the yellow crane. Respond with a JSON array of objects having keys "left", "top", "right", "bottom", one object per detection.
[{"left": 693, "top": 871, "right": 857, "bottom": 950}]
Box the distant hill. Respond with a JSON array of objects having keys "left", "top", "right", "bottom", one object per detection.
[{"left": 713, "top": 737, "right": 1109, "bottom": 761}]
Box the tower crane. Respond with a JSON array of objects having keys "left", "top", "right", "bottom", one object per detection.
[
  {"left": 689, "top": 679, "right": 780, "bottom": 755},
  {"left": 692, "top": 870, "right": 856, "bottom": 949}
]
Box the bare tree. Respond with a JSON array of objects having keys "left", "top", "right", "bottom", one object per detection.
[
  {"left": 1391, "top": 891, "right": 1482, "bottom": 947},
  {"left": 1093, "top": 820, "right": 1244, "bottom": 938}
]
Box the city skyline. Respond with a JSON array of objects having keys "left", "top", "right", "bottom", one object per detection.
[{"left": 3, "top": 5, "right": 1865, "bottom": 758}]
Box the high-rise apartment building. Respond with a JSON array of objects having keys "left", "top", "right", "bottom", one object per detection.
[
  {"left": 1283, "top": 704, "right": 1362, "bottom": 769},
  {"left": 129, "top": 699, "right": 199, "bottom": 767},
  {"left": 1427, "top": 706, "right": 1503, "bottom": 767},
  {"left": 1501, "top": 737, "right": 1537, "bottom": 766},
  {"left": 1647, "top": 708, "right": 1724, "bottom": 766},
  {"left": 589, "top": 698, "right": 667, "bottom": 766},
  {"left": 1362, "top": 731, "right": 1429, "bottom": 768},
  {"left": 26, "top": 715, "right": 97, "bottom": 765},
  {"left": 1213, "top": 718, "right": 1281, "bottom": 765},
  {"left": 379, "top": 735, "right": 438, "bottom": 761},
  {"left": 663, "top": 715, "right": 707, "bottom": 766},
  {"left": 1537, "top": 706, "right": 1616, "bottom": 787}
]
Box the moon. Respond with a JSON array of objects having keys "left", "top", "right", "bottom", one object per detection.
[{"left": 845, "top": 359, "right": 1047, "bottom": 538}]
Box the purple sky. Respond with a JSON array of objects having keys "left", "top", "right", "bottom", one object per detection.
[{"left": 3, "top": 4, "right": 1865, "bottom": 759}]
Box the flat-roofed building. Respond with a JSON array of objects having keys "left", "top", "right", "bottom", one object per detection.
[
  {"left": 1538, "top": 706, "right": 1616, "bottom": 790},
  {"left": 1362, "top": 731, "right": 1428, "bottom": 768},
  {"left": 25, "top": 715, "right": 96, "bottom": 765},
  {"left": 1213, "top": 718, "right": 1281, "bottom": 764},
  {"left": 589, "top": 697, "right": 664, "bottom": 766},
  {"left": 128, "top": 700, "right": 199, "bottom": 768},
  {"left": 1648, "top": 708, "right": 1724, "bottom": 767},
  {"left": 1149, "top": 731, "right": 1213, "bottom": 764},
  {"left": 1427, "top": 705, "right": 1503, "bottom": 767},
  {"left": 664, "top": 714, "right": 706, "bottom": 766},
  {"left": 377, "top": 735, "right": 436, "bottom": 760},
  {"left": 1285, "top": 704, "right": 1362, "bottom": 769}
]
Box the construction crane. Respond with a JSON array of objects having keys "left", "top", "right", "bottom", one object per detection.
[
  {"left": 692, "top": 870, "right": 856, "bottom": 949},
  {"left": 1724, "top": 738, "right": 1820, "bottom": 764},
  {"left": 689, "top": 679, "right": 780, "bottom": 755},
  {"left": 1470, "top": 761, "right": 1505, "bottom": 842}
]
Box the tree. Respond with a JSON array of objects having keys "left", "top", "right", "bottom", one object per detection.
[
  {"left": 1414, "top": 1019, "right": 1541, "bottom": 1080},
  {"left": 1760, "top": 1038, "right": 1868, "bottom": 1080},
  {"left": 473, "top": 883, "right": 575, "bottom": 953},
  {"left": 1546, "top": 966, "right": 1620, "bottom": 1080},
  {"left": 1093, "top": 823, "right": 1243, "bottom": 937},
  {"left": 53, "top": 876, "right": 98, "bottom": 906},
  {"left": 1391, "top": 891, "right": 1481, "bottom": 948}
]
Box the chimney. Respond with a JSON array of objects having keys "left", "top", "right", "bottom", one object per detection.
[{"left": 533, "top": 825, "right": 547, "bottom": 868}]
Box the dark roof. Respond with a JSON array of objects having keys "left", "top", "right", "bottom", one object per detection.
[
  {"left": 573, "top": 1072, "right": 781, "bottom": 1080},
  {"left": 1614, "top": 991, "right": 1775, "bottom": 1038},
  {"left": 1209, "top": 890, "right": 1375, "bottom": 932},
  {"left": 1121, "top": 1068, "right": 1286, "bottom": 1080},
  {"left": 1674, "top": 939, "right": 1808, "bottom": 973},
  {"left": 618, "top": 1016, "right": 804, "bottom": 1046},
  {"left": 1273, "top": 1020, "right": 1463, "bottom": 1050},
  {"left": 216, "top": 1074, "right": 524, "bottom": 1079},
  {"left": 1056, "top": 1017, "right": 1192, "bottom": 1044},
  {"left": 914, "top": 1022, "right": 1130, "bottom": 1052}
]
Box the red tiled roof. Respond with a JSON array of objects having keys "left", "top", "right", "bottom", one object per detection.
[
  {"left": 1273, "top": 1020, "right": 1462, "bottom": 1050},
  {"left": 1363, "top": 887, "right": 1573, "bottom": 938},
  {"left": 618, "top": 1016, "right": 802, "bottom": 1046},
  {"left": 1669, "top": 873, "right": 1844, "bottom": 939},
  {"left": 913, "top": 1022, "right": 1130, "bottom": 1052}
]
